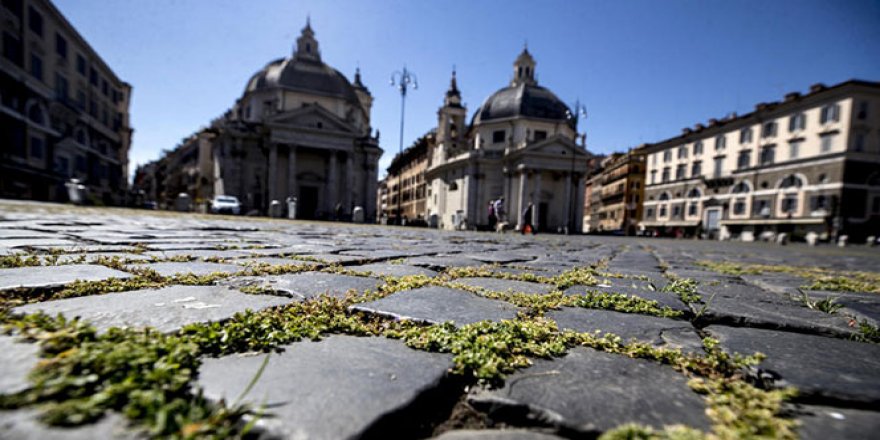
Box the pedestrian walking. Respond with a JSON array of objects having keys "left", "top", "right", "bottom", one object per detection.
[
  {"left": 488, "top": 201, "right": 497, "bottom": 230},
  {"left": 493, "top": 197, "right": 505, "bottom": 222}
]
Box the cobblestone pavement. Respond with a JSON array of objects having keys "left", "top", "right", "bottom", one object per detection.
[{"left": 1, "top": 200, "right": 879, "bottom": 439}]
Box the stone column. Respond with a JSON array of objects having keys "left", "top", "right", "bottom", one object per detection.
[
  {"left": 517, "top": 170, "right": 528, "bottom": 230},
  {"left": 574, "top": 174, "right": 586, "bottom": 233},
  {"left": 267, "top": 143, "right": 278, "bottom": 205},
  {"left": 502, "top": 169, "right": 511, "bottom": 224},
  {"left": 466, "top": 161, "right": 478, "bottom": 227},
  {"left": 344, "top": 152, "right": 353, "bottom": 213},
  {"left": 327, "top": 151, "right": 338, "bottom": 215},
  {"left": 287, "top": 145, "right": 297, "bottom": 199},
  {"left": 365, "top": 157, "right": 378, "bottom": 222},
  {"left": 562, "top": 172, "right": 572, "bottom": 231},
  {"left": 532, "top": 171, "right": 542, "bottom": 229}
]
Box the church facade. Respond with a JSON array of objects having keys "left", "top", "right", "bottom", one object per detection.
[
  {"left": 138, "top": 21, "right": 382, "bottom": 220},
  {"left": 425, "top": 49, "right": 593, "bottom": 232}
]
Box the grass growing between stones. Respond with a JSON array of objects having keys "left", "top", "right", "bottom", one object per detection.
[
  {"left": 697, "top": 261, "right": 880, "bottom": 294},
  {"left": 0, "top": 286, "right": 799, "bottom": 439}
]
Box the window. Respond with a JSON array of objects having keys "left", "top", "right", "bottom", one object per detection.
[
  {"left": 789, "top": 113, "right": 806, "bottom": 132},
  {"left": 810, "top": 195, "right": 828, "bottom": 212},
  {"left": 661, "top": 167, "right": 670, "bottom": 183},
  {"left": 687, "top": 188, "right": 701, "bottom": 198},
  {"left": 2, "top": 0, "right": 23, "bottom": 18},
  {"left": 55, "top": 156, "right": 70, "bottom": 176},
  {"left": 781, "top": 195, "right": 798, "bottom": 214},
  {"left": 672, "top": 205, "right": 681, "bottom": 218},
  {"left": 76, "top": 89, "right": 86, "bottom": 109},
  {"left": 820, "top": 104, "right": 840, "bottom": 124},
  {"left": 732, "top": 181, "right": 750, "bottom": 194},
  {"left": 89, "top": 67, "right": 98, "bottom": 86},
  {"left": 676, "top": 164, "right": 686, "bottom": 180},
  {"left": 691, "top": 161, "right": 702, "bottom": 177},
  {"left": 820, "top": 133, "right": 836, "bottom": 153},
  {"left": 853, "top": 133, "right": 866, "bottom": 152},
  {"left": 715, "top": 135, "right": 726, "bottom": 151},
  {"left": 659, "top": 205, "right": 667, "bottom": 217},
  {"left": 754, "top": 199, "right": 770, "bottom": 217},
  {"left": 737, "top": 150, "right": 750, "bottom": 169},
  {"left": 789, "top": 140, "right": 802, "bottom": 159},
  {"left": 760, "top": 146, "right": 775, "bottom": 166},
  {"left": 75, "top": 155, "right": 86, "bottom": 172},
  {"left": 492, "top": 130, "right": 505, "bottom": 144},
  {"left": 28, "top": 5, "right": 42, "bottom": 37},
  {"left": 659, "top": 192, "right": 670, "bottom": 201},
  {"left": 30, "top": 53, "right": 42, "bottom": 81},
  {"left": 101, "top": 79, "right": 109, "bottom": 97},
  {"left": 2, "top": 32, "right": 22, "bottom": 65},
  {"left": 55, "top": 33, "right": 67, "bottom": 59},
  {"left": 857, "top": 101, "right": 868, "bottom": 120},
  {"left": 663, "top": 150, "right": 672, "bottom": 162},
  {"left": 733, "top": 199, "right": 746, "bottom": 215},
  {"left": 89, "top": 98, "right": 97, "bottom": 117},
  {"left": 650, "top": 170, "right": 657, "bottom": 184},
  {"left": 713, "top": 157, "right": 724, "bottom": 177},
  {"left": 55, "top": 73, "right": 68, "bottom": 100},
  {"left": 740, "top": 127, "right": 753, "bottom": 144},
  {"left": 693, "top": 141, "right": 703, "bottom": 155},
  {"left": 30, "top": 136, "right": 43, "bottom": 159},
  {"left": 688, "top": 203, "right": 698, "bottom": 216},
  {"left": 677, "top": 146, "right": 688, "bottom": 159},
  {"left": 651, "top": 154, "right": 657, "bottom": 165},
  {"left": 533, "top": 130, "right": 547, "bottom": 141},
  {"left": 779, "top": 175, "right": 804, "bottom": 189},
  {"left": 646, "top": 208, "right": 654, "bottom": 218},
  {"left": 76, "top": 54, "right": 86, "bottom": 75},
  {"left": 761, "top": 121, "right": 777, "bottom": 138}
]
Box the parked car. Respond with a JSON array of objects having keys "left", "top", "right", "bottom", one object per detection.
[{"left": 210, "top": 195, "right": 241, "bottom": 215}]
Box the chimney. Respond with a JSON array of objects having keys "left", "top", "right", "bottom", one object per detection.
[
  {"left": 784, "top": 92, "right": 801, "bottom": 102},
  {"left": 708, "top": 118, "right": 719, "bottom": 126},
  {"left": 809, "top": 83, "right": 827, "bottom": 93},
  {"left": 694, "top": 123, "right": 705, "bottom": 131},
  {"left": 682, "top": 127, "right": 692, "bottom": 135}
]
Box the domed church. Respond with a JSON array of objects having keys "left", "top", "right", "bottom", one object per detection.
[
  {"left": 425, "top": 49, "right": 593, "bottom": 232},
  {"left": 201, "top": 20, "right": 381, "bottom": 220}
]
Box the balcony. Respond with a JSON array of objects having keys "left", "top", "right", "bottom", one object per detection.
[{"left": 703, "top": 176, "right": 734, "bottom": 189}]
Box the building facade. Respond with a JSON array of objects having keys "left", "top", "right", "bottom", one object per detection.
[
  {"left": 640, "top": 80, "right": 880, "bottom": 242},
  {"left": 1, "top": 0, "right": 132, "bottom": 204},
  {"left": 382, "top": 131, "right": 432, "bottom": 224},
  {"left": 425, "top": 50, "right": 593, "bottom": 232},
  {"left": 592, "top": 150, "right": 645, "bottom": 235},
  {"left": 135, "top": 21, "right": 382, "bottom": 220}
]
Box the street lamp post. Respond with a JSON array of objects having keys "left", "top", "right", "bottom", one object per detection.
[
  {"left": 566, "top": 100, "right": 587, "bottom": 234},
  {"left": 390, "top": 67, "right": 418, "bottom": 226}
]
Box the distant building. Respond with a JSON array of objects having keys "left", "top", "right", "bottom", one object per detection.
[
  {"left": 425, "top": 50, "right": 593, "bottom": 232},
  {"left": 585, "top": 151, "right": 645, "bottom": 235},
  {"left": 382, "top": 131, "right": 432, "bottom": 224},
  {"left": 0, "top": 0, "right": 132, "bottom": 204},
  {"left": 134, "top": 21, "right": 382, "bottom": 220},
  {"left": 640, "top": 80, "right": 880, "bottom": 242}
]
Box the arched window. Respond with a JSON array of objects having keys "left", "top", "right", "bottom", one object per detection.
[
  {"left": 687, "top": 188, "right": 702, "bottom": 198},
  {"left": 26, "top": 100, "right": 47, "bottom": 125},
  {"left": 779, "top": 174, "right": 805, "bottom": 189},
  {"left": 731, "top": 181, "right": 751, "bottom": 194},
  {"left": 658, "top": 192, "right": 670, "bottom": 201}
]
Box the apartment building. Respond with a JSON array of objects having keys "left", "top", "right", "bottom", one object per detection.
[
  {"left": 593, "top": 150, "right": 646, "bottom": 235},
  {"left": 0, "top": 0, "right": 132, "bottom": 204},
  {"left": 382, "top": 131, "right": 432, "bottom": 225},
  {"left": 640, "top": 80, "right": 880, "bottom": 242}
]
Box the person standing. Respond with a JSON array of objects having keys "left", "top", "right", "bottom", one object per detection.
[
  {"left": 488, "top": 200, "right": 497, "bottom": 230},
  {"left": 494, "top": 197, "right": 505, "bottom": 223},
  {"left": 521, "top": 202, "right": 534, "bottom": 235}
]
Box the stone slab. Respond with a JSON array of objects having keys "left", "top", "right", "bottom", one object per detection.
[
  {"left": 0, "top": 264, "right": 133, "bottom": 291},
  {"left": 564, "top": 284, "right": 689, "bottom": 313},
  {"left": 198, "top": 335, "right": 453, "bottom": 440},
  {"left": 549, "top": 308, "right": 704, "bottom": 354},
  {"left": 434, "top": 430, "right": 565, "bottom": 440},
  {"left": 0, "top": 410, "right": 138, "bottom": 440},
  {"left": 141, "top": 261, "right": 244, "bottom": 277},
  {"left": 347, "top": 263, "right": 438, "bottom": 278},
  {"left": 14, "top": 285, "right": 288, "bottom": 334},
  {"left": 794, "top": 404, "right": 880, "bottom": 440},
  {"left": 454, "top": 277, "right": 554, "bottom": 295},
  {"left": 469, "top": 347, "right": 710, "bottom": 434},
  {"left": 705, "top": 325, "right": 880, "bottom": 405},
  {"left": 0, "top": 336, "right": 41, "bottom": 395},
  {"left": 223, "top": 272, "right": 383, "bottom": 299},
  {"left": 351, "top": 286, "right": 521, "bottom": 325},
  {"left": 405, "top": 256, "right": 486, "bottom": 270}
]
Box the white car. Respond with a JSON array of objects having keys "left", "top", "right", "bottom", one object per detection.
[{"left": 210, "top": 195, "right": 241, "bottom": 215}]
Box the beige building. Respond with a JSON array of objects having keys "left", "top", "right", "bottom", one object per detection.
[
  {"left": 640, "top": 80, "right": 880, "bottom": 242},
  {"left": 1, "top": 0, "right": 132, "bottom": 204},
  {"left": 135, "top": 21, "right": 382, "bottom": 220},
  {"left": 382, "top": 131, "right": 432, "bottom": 224},
  {"left": 425, "top": 50, "right": 593, "bottom": 232},
  {"left": 591, "top": 151, "right": 646, "bottom": 235}
]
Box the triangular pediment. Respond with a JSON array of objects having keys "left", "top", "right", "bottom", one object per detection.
[
  {"left": 267, "top": 104, "right": 356, "bottom": 134},
  {"left": 511, "top": 135, "right": 591, "bottom": 158}
]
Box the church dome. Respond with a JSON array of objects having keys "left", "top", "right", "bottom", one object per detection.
[
  {"left": 472, "top": 48, "right": 574, "bottom": 128},
  {"left": 473, "top": 82, "right": 572, "bottom": 125},
  {"left": 243, "top": 20, "right": 361, "bottom": 106}
]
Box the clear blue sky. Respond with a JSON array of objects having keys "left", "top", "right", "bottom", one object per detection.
[{"left": 55, "top": 0, "right": 880, "bottom": 180}]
